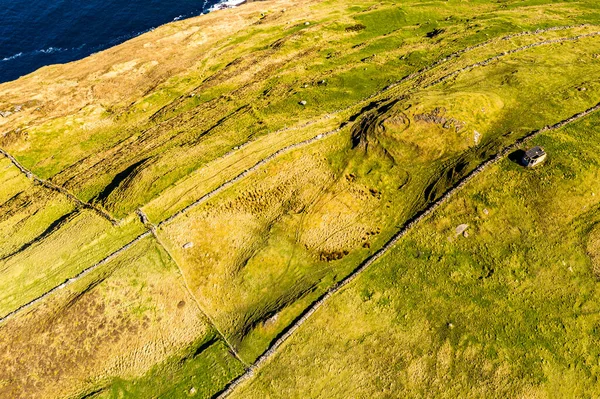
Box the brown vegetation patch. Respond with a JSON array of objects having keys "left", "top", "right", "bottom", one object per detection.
[
  {"left": 0, "top": 129, "right": 28, "bottom": 147},
  {"left": 346, "top": 24, "right": 367, "bottom": 32},
  {"left": 319, "top": 250, "right": 350, "bottom": 262},
  {"left": 0, "top": 239, "right": 208, "bottom": 399},
  {"left": 588, "top": 224, "right": 600, "bottom": 277}
]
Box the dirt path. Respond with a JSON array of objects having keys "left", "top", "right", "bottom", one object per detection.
[
  {"left": 0, "top": 148, "right": 118, "bottom": 225},
  {"left": 214, "top": 101, "right": 600, "bottom": 398}
]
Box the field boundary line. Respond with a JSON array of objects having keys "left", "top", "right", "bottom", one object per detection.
[
  {"left": 136, "top": 209, "right": 249, "bottom": 368},
  {"left": 423, "top": 31, "right": 600, "bottom": 89},
  {"left": 0, "top": 148, "right": 118, "bottom": 225},
  {"left": 2, "top": 23, "right": 597, "bottom": 334},
  {"left": 214, "top": 101, "right": 600, "bottom": 398},
  {"left": 158, "top": 27, "right": 600, "bottom": 227},
  {"left": 0, "top": 20, "right": 597, "bottom": 366},
  {"left": 0, "top": 231, "right": 151, "bottom": 325},
  {"left": 379, "top": 24, "right": 592, "bottom": 94},
  {"left": 158, "top": 126, "right": 344, "bottom": 226}
]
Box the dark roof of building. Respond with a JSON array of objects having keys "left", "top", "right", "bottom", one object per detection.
[{"left": 525, "top": 146, "right": 545, "bottom": 159}]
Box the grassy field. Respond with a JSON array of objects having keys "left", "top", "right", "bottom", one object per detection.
[
  {"left": 0, "top": 236, "right": 245, "bottom": 399},
  {"left": 230, "top": 93, "right": 600, "bottom": 399},
  {"left": 2, "top": 0, "right": 600, "bottom": 397}
]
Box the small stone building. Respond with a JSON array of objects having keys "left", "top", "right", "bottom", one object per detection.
[{"left": 522, "top": 146, "right": 547, "bottom": 167}]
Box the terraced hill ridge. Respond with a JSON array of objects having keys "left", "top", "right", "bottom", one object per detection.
[{"left": 2, "top": 0, "right": 600, "bottom": 398}]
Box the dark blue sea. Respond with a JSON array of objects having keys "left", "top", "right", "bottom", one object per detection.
[{"left": 0, "top": 0, "right": 231, "bottom": 83}]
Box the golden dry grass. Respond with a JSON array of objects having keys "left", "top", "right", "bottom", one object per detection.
[
  {"left": 2, "top": 0, "right": 600, "bottom": 397},
  {"left": 0, "top": 236, "right": 214, "bottom": 398},
  {"left": 588, "top": 224, "right": 600, "bottom": 277}
]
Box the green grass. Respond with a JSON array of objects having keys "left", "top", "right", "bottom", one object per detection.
[
  {"left": 229, "top": 103, "right": 600, "bottom": 399},
  {"left": 0, "top": 212, "right": 145, "bottom": 316},
  {"left": 3, "top": 0, "right": 600, "bottom": 397},
  {"left": 100, "top": 336, "right": 245, "bottom": 399}
]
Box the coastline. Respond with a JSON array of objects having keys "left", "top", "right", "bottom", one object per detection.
[
  {"left": 0, "top": 0, "right": 254, "bottom": 84},
  {"left": 209, "top": 0, "right": 247, "bottom": 12}
]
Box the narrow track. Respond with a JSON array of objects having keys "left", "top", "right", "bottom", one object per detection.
[{"left": 214, "top": 102, "right": 600, "bottom": 398}]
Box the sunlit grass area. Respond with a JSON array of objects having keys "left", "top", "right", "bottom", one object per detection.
[
  {"left": 230, "top": 111, "right": 600, "bottom": 399},
  {"left": 2, "top": 0, "right": 600, "bottom": 397}
]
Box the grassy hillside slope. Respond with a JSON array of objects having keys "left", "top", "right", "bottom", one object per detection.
[{"left": 1, "top": 0, "right": 600, "bottom": 397}]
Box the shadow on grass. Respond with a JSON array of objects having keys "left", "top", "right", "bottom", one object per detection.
[{"left": 508, "top": 149, "right": 525, "bottom": 165}]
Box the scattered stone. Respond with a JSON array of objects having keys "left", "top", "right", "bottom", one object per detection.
[
  {"left": 483, "top": 208, "right": 489, "bottom": 215},
  {"left": 474, "top": 130, "right": 481, "bottom": 145},
  {"left": 299, "top": 100, "right": 307, "bottom": 106},
  {"left": 578, "top": 87, "right": 587, "bottom": 92},
  {"left": 345, "top": 24, "right": 366, "bottom": 32},
  {"left": 361, "top": 54, "right": 375, "bottom": 62},
  {"left": 318, "top": 79, "right": 327, "bottom": 85},
  {"left": 0, "top": 111, "right": 12, "bottom": 118},
  {"left": 233, "top": 146, "right": 239, "bottom": 150},
  {"left": 414, "top": 107, "right": 465, "bottom": 132},
  {"left": 304, "top": 21, "right": 310, "bottom": 26},
  {"left": 448, "top": 322, "right": 455, "bottom": 329},
  {"left": 315, "top": 134, "right": 324, "bottom": 139},
  {"left": 455, "top": 224, "right": 469, "bottom": 236},
  {"left": 463, "top": 231, "right": 469, "bottom": 238},
  {"left": 183, "top": 242, "right": 194, "bottom": 249},
  {"left": 264, "top": 313, "right": 279, "bottom": 327},
  {"left": 189, "top": 93, "right": 196, "bottom": 97},
  {"left": 189, "top": 387, "right": 197, "bottom": 396},
  {"left": 13, "top": 105, "right": 22, "bottom": 112}
]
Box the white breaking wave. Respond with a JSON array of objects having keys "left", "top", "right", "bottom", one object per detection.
[
  {"left": 208, "top": 0, "right": 246, "bottom": 12},
  {"left": 1, "top": 0, "right": 244, "bottom": 65},
  {"left": 36, "top": 47, "right": 67, "bottom": 54},
  {"left": 1, "top": 47, "right": 70, "bottom": 63},
  {"left": 2, "top": 52, "right": 24, "bottom": 62}
]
